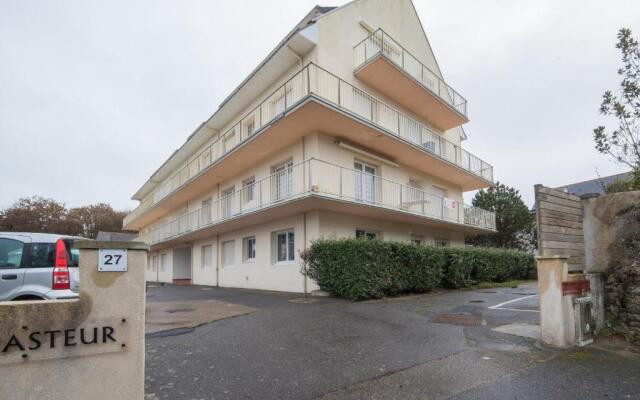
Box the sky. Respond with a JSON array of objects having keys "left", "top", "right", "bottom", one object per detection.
[{"left": 0, "top": 0, "right": 638, "bottom": 211}]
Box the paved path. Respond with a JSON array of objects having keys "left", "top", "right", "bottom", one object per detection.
[{"left": 144, "top": 283, "right": 640, "bottom": 400}]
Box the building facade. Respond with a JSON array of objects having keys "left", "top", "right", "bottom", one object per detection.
[{"left": 125, "top": 0, "right": 496, "bottom": 293}]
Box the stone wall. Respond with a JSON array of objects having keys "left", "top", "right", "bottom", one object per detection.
[
  {"left": 0, "top": 241, "right": 148, "bottom": 400},
  {"left": 583, "top": 191, "right": 640, "bottom": 344}
]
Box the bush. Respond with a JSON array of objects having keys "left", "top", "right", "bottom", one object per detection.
[
  {"left": 301, "top": 239, "right": 534, "bottom": 300},
  {"left": 440, "top": 247, "right": 534, "bottom": 289}
]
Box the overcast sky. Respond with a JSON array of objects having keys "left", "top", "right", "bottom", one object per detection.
[{"left": 1, "top": 0, "right": 638, "bottom": 211}]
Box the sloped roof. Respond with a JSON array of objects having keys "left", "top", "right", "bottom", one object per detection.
[
  {"left": 531, "top": 172, "right": 631, "bottom": 211},
  {"left": 555, "top": 172, "right": 630, "bottom": 197}
]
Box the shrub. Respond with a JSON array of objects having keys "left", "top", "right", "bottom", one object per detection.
[
  {"left": 440, "top": 247, "right": 534, "bottom": 288},
  {"left": 301, "top": 239, "right": 534, "bottom": 300}
]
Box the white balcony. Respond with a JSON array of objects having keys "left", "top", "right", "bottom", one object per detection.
[
  {"left": 125, "top": 63, "right": 493, "bottom": 230},
  {"left": 138, "top": 158, "right": 496, "bottom": 247},
  {"left": 354, "top": 29, "right": 468, "bottom": 130}
]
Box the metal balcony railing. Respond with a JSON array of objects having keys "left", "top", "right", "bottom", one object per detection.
[
  {"left": 138, "top": 158, "right": 496, "bottom": 245},
  {"left": 125, "top": 63, "right": 492, "bottom": 227},
  {"left": 354, "top": 28, "right": 467, "bottom": 117}
]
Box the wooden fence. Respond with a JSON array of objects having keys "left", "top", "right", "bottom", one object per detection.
[{"left": 534, "top": 184, "right": 585, "bottom": 272}]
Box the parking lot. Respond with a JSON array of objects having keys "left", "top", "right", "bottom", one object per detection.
[{"left": 144, "top": 284, "right": 640, "bottom": 400}]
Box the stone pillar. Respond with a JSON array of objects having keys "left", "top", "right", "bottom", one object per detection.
[
  {"left": 0, "top": 240, "right": 148, "bottom": 400},
  {"left": 536, "top": 256, "right": 576, "bottom": 348}
]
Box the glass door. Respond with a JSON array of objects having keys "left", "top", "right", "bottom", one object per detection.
[
  {"left": 222, "top": 187, "right": 235, "bottom": 219},
  {"left": 354, "top": 161, "right": 377, "bottom": 203},
  {"left": 272, "top": 161, "right": 293, "bottom": 202}
]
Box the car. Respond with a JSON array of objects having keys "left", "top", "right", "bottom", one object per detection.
[{"left": 0, "top": 232, "right": 85, "bottom": 301}]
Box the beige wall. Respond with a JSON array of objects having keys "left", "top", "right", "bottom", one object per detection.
[
  {"left": 315, "top": 0, "right": 463, "bottom": 145},
  {"left": 0, "top": 241, "right": 147, "bottom": 400},
  {"left": 146, "top": 208, "right": 466, "bottom": 293},
  {"left": 317, "top": 210, "right": 464, "bottom": 246},
  {"left": 310, "top": 131, "right": 463, "bottom": 200},
  {"left": 139, "top": 0, "right": 465, "bottom": 211}
]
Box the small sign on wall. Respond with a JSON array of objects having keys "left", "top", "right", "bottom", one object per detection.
[{"left": 98, "top": 249, "right": 128, "bottom": 272}]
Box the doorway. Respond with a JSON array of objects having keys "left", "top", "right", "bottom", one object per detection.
[{"left": 172, "top": 246, "right": 192, "bottom": 285}]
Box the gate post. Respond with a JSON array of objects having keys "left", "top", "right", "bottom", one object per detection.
[
  {"left": 536, "top": 255, "right": 576, "bottom": 348},
  {"left": 0, "top": 240, "right": 148, "bottom": 400}
]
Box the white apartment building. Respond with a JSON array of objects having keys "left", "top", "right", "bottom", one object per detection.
[{"left": 125, "top": 0, "right": 496, "bottom": 293}]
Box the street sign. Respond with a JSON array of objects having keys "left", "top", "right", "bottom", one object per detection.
[{"left": 98, "top": 249, "right": 128, "bottom": 272}]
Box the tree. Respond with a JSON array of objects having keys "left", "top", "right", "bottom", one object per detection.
[
  {"left": 67, "top": 203, "right": 128, "bottom": 239},
  {"left": 466, "top": 183, "right": 535, "bottom": 251},
  {"left": 593, "top": 28, "right": 640, "bottom": 190},
  {"left": 0, "top": 196, "right": 128, "bottom": 238},
  {"left": 0, "top": 196, "right": 82, "bottom": 235}
]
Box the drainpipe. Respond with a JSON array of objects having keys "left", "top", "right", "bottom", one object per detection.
[
  {"left": 216, "top": 234, "right": 220, "bottom": 287},
  {"left": 303, "top": 212, "right": 308, "bottom": 297}
]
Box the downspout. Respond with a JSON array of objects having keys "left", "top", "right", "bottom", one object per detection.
[
  {"left": 303, "top": 212, "right": 308, "bottom": 297},
  {"left": 216, "top": 234, "right": 220, "bottom": 287}
]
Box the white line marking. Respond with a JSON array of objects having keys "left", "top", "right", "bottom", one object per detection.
[{"left": 489, "top": 295, "right": 539, "bottom": 313}]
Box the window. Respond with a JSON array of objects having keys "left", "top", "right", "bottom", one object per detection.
[
  {"left": 274, "top": 230, "right": 295, "bottom": 263},
  {"left": 151, "top": 255, "right": 158, "bottom": 272},
  {"left": 160, "top": 253, "right": 168, "bottom": 271},
  {"left": 222, "top": 187, "right": 235, "bottom": 218},
  {"left": 243, "top": 236, "right": 256, "bottom": 262},
  {"left": 354, "top": 161, "right": 377, "bottom": 203},
  {"left": 434, "top": 238, "right": 450, "bottom": 248},
  {"left": 222, "top": 240, "right": 235, "bottom": 267},
  {"left": 411, "top": 235, "right": 425, "bottom": 245},
  {"left": 0, "top": 238, "right": 24, "bottom": 268},
  {"left": 201, "top": 197, "right": 212, "bottom": 224},
  {"left": 243, "top": 177, "right": 255, "bottom": 203},
  {"left": 432, "top": 186, "right": 447, "bottom": 218},
  {"left": 356, "top": 229, "right": 378, "bottom": 240},
  {"left": 27, "top": 243, "right": 54, "bottom": 268},
  {"left": 272, "top": 161, "right": 293, "bottom": 201},
  {"left": 244, "top": 117, "right": 256, "bottom": 137},
  {"left": 223, "top": 129, "right": 236, "bottom": 153},
  {"left": 201, "top": 245, "right": 213, "bottom": 269}
]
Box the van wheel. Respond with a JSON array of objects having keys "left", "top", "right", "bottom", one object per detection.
[{"left": 12, "top": 295, "right": 45, "bottom": 301}]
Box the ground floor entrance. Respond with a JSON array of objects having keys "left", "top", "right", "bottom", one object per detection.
[{"left": 145, "top": 210, "right": 466, "bottom": 292}]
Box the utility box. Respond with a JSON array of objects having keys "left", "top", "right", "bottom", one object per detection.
[{"left": 574, "top": 296, "right": 594, "bottom": 347}]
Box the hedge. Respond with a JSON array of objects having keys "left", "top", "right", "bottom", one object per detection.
[{"left": 301, "top": 239, "right": 534, "bottom": 301}]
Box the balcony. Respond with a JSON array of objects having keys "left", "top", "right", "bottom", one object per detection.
[
  {"left": 354, "top": 29, "right": 468, "bottom": 130},
  {"left": 138, "top": 158, "right": 496, "bottom": 247},
  {"left": 125, "top": 63, "right": 492, "bottom": 230}
]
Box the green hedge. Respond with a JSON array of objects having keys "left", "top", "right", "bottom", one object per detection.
[{"left": 301, "top": 239, "right": 534, "bottom": 300}]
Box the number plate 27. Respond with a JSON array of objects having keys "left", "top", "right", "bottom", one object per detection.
[{"left": 98, "top": 249, "right": 128, "bottom": 272}]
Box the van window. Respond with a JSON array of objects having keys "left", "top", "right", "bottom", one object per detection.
[
  {"left": 28, "top": 243, "right": 55, "bottom": 268},
  {"left": 0, "top": 238, "right": 24, "bottom": 268}
]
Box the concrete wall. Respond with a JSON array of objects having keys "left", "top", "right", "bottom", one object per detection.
[
  {"left": 317, "top": 210, "right": 465, "bottom": 246},
  {"left": 315, "top": 0, "right": 463, "bottom": 144},
  {"left": 311, "top": 132, "right": 463, "bottom": 201},
  {"left": 583, "top": 191, "right": 640, "bottom": 344},
  {"left": 0, "top": 241, "right": 148, "bottom": 400}
]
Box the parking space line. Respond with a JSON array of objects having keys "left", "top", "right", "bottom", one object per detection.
[{"left": 488, "top": 295, "right": 539, "bottom": 313}]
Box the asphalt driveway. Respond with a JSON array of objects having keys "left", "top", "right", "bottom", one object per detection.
[{"left": 144, "top": 283, "right": 640, "bottom": 400}]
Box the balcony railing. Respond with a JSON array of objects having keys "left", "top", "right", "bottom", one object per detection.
[
  {"left": 126, "top": 63, "right": 492, "bottom": 226},
  {"left": 354, "top": 28, "right": 468, "bottom": 117},
  {"left": 138, "top": 158, "right": 496, "bottom": 245}
]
